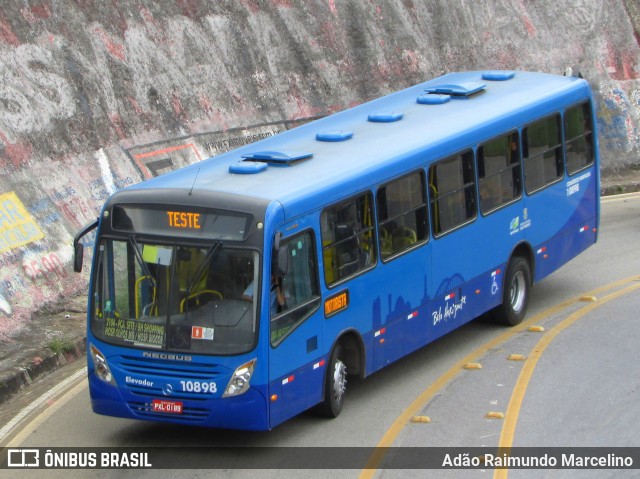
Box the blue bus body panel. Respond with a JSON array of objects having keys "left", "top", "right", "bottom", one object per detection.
[
  {"left": 85, "top": 70, "right": 600, "bottom": 430},
  {"left": 87, "top": 340, "right": 270, "bottom": 430},
  {"left": 527, "top": 171, "right": 598, "bottom": 282}
]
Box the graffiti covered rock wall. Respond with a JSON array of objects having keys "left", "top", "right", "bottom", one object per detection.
[{"left": 1, "top": 0, "right": 639, "bottom": 337}]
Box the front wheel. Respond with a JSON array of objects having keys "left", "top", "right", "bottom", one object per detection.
[
  {"left": 317, "top": 345, "right": 347, "bottom": 418},
  {"left": 492, "top": 257, "right": 531, "bottom": 326}
]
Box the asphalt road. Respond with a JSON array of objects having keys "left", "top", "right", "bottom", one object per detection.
[{"left": 1, "top": 193, "right": 639, "bottom": 479}]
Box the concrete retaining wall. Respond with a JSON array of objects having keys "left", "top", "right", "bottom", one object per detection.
[{"left": 1, "top": 0, "right": 639, "bottom": 338}]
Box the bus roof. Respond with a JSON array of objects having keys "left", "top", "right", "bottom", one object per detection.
[{"left": 130, "top": 70, "right": 592, "bottom": 221}]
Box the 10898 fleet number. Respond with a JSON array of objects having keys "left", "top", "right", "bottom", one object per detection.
[{"left": 179, "top": 380, "right": 217, "bottom": 393}]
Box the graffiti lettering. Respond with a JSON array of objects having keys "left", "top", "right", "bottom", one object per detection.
[
  {"left": 0, "top": 192, "right": 45, "bottom": 254},
  {"left": 22, "top": 252, "right": 67, "bottom": 282},
  {"left": 0, "top": 44, "right": 75, "bottom": 140},
  {"left": 203, "top": 130, "right": 280, "bottom": 153}
]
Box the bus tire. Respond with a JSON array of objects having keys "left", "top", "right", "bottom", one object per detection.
[
  {"left": 318, "top": 344, "right": 348, "bottom": 418},
  {"left": 493, "top": 256, "right": 531, "bottom": 326}
]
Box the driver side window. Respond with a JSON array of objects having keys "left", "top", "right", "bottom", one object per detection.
[{"left": 270, "top": 230, "right": 320, "bottom": 346}]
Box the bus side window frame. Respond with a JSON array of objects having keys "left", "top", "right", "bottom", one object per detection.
[
  {"left": 564, "top": 101, "right": 595, "bottom": 176},
  {"left": 376, "top": 169, "right": 429, "bottom": 261},
  {"left": 477, "top": 130, "right": 523, "bottom": 216},
  {"left": 320, "top": 191, "right": 377, "bottom": 288},
  {"left": 522, "top": 113, "right": 564, "bottom": 195},
  {"left": 428, "top": 149, "right": 478, "bottom": 237}
]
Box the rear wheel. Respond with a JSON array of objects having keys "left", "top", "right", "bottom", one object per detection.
[
  {"left": 318, "top": 344, "right": 347, "bottom": 418},
  {"left": 492, "top": 256, "right": 531, "bottom": 326}
]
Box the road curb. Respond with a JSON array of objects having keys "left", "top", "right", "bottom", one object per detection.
[
  {"left": 601, "top": 183, "right": 640, "bottom": 196},
  {"left": 0, "top": 337, "right": 86, "bottom": 406}
]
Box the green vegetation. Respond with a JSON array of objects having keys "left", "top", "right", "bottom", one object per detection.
[{"left": 46, "top": 338, "right": 75, "bottom": 355}]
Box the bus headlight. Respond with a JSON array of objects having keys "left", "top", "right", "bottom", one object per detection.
[
  {"left": 90, "top": 344, "right": 115, "bottom": 386},
  {"left": 223, "top": 359, "right": 256, "bottom": 398}
]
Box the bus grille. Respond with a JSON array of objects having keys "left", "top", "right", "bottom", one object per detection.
[
  {"left": 125, "top": 384, "right": 211, "bottom": 401},
  {"left": 117, "top": 354, "right": 229, "bottom": 380}
]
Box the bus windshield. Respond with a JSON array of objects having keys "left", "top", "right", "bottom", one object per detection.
[{"left": 90, "top": 238, "right": 259, "bottom": 355}]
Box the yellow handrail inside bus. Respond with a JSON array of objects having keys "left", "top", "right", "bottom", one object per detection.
[
  {"left": 135, "top": 275, "right": 156, "bottom": 318},
  {"left": 429, "top": 181, "right": 439, "bottom": 234},
  {"left": 180, "top": 290, "right": 223, "bottom": 312}
]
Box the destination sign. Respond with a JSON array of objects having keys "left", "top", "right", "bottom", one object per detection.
[
  {"left": 111, "top": 205, "right": 251, "bottom": 240},
  {"left": 166, "top": 211, "right": 201, "bottom": 229}
]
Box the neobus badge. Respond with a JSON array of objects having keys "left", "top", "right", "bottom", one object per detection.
[
  {"left": 166, "top": 211, "right": 201, "bottom": 229},
  {"left": 324, "top": 290, "right": 349, "bottom": 318}
]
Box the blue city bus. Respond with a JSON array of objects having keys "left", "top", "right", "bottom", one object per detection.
[{"left": 73, "top": 70, "right": 599, "bottom": 430}]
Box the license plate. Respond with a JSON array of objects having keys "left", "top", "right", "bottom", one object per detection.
[{"left": 152, "top": 399, "right": 183, "bottom": 414}]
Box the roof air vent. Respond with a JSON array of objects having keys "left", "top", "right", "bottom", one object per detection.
[
  {"left": 417, "top": 93, "right": 451, "bottom": 105},
  {"left": 482, "top": 70, "right": 515, "bottom": 81},
  {"left": 316, "top": 130, "right": 353, "bottom": 142},
  {"left": 241, "top": 150, "right": 312, "bottom": 165},
  {"left": 367, "top": 112, "right": 404, "bottom": 123},
  {"left": 229, "top": 161, "right": 268, "bottom": 174},
  {"left": 229, "top": 150, "right": 313, "bottom": 174},
  {"left": 424, "top": 81, "right": 486, "bottom": 97}
]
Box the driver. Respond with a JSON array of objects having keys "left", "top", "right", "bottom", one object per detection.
[{"left": 243, "top": 273, "right": 286, "bottom": 314}]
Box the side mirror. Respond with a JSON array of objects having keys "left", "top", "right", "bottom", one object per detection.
[
  {"left": 73, "top": 219, "right": 99, "bottom": 274},
  {"left": 73, "top": 243, "right": 84, "bottom": 273}
]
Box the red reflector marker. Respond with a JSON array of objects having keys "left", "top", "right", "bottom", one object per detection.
[{"left": 313, "top": 360, "right": 326, "bottom": 370}]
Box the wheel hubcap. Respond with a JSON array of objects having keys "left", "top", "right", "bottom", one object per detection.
[
  {"left": 332, "top": 359, "right": 347, "bottom": 403},
  {"left": 509, "top": 270, "right": 526, "bottom": 313}
]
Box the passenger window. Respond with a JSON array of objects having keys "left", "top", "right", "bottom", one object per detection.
[
  {"left": 271, "top": 230, "right": 320, "bottom": 346},
  {"left": 523, "top": 114, "right": 563, "bottom": 193},
  {"left": 564, "top": 103, "right": 594, "bottom": 175},
  {"left": 377, "top": 171, "right": 428, "bottom": 260},
  {"left": 321, "top": 193, "right": 376, "bottom": 286},
  {"left": 478, "top": 132, "right": 522, "bottom": 214},
  {"left": 428, "top": 150, "right": 477, "bottom": 236}
]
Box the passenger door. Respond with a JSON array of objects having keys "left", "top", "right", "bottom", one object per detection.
[{"left": 268, "top": 229, "right": 323, "bottom": 427}]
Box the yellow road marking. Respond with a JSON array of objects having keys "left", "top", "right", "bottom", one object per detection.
[
  {"left": 359, "top": 274, "right": 640, "bottom": 478},
  {"left": 493, "top": 280, "right": 640, "bottom": 479}
]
